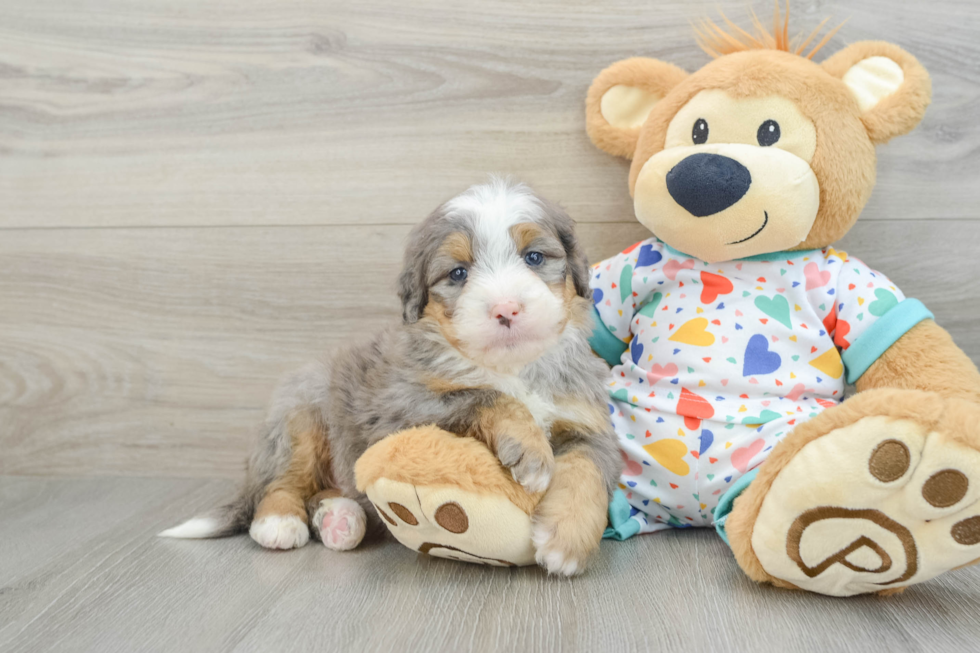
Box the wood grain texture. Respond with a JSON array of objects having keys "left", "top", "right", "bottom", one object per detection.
[
  {"left": 1, "top": 475, "right": 980, "bottom": 653},
  {"left": 1, "top": 0, "right": 979, "bottom": 478},
  {"left": 2, "top": 220, "right": 979, "bottom": 478},
  {"left": 0, "top": 0, "right": 978, "bottom": 229}
]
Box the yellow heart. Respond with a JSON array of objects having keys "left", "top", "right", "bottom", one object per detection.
[
  {"left": 857, "top": 297, "right": 865, "bottom": 306},
  {"left": 794, "top": 304, "right": 802, "bottom": 311},
  {"left": 725, "top": 442, "right": 732, "bottom": 449},
  {"left": 700, "top": 503, "right": 707, "bottom": 510},
  {"left": 790, "top": 372, "right": 797, "bottom": 379},
  {"left": 789, "top": 335, "right": 798, "bottom": 342},
  {"left": 618, "top": 309, "right": 623, "bottom": 316},
  {"left": 698, "top": 380, "right": 706, "bottom": 387},
  {"left": 642, "top": 439, "right": 690, "bottom": 476},
  {"left": 738, "top": 405, "right": 747, "bottom": 412},
  {"left": 696, "top": 307, "right": 704, "bottom": 314},
  {"left": 668, "top": 317, "right": 715, "bottom": 347},
  {"left": 810, "top": 348, "right": 843, "bottom": 379},
  {"left": 677, "top": 428, "right": 685, "bottom": 437},
  {"left": 653, "top": 498, "right": 661, "bottom": 503}
]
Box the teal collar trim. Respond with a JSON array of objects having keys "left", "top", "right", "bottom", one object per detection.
[{"left": 661, "top": 241, "right": 823, "bottom": 264}]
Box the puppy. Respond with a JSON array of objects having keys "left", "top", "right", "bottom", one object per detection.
[{"left": 160, "top": 179, "right": 621, "bottom": 574}]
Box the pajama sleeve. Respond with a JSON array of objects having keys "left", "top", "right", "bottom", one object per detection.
[
  {"left": 827, "top": 253, "right": 934, "bottom": 383},
  {"left": 589, "top": 238, "right": 667, "bottom": 366}
]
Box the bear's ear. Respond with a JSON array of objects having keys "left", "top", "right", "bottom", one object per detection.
[
  {"left": 586, "top": 57, "right": 688, "bottom": 159},
  {"left": 822, "top": 41, "right": 931, "bottom": 144}
]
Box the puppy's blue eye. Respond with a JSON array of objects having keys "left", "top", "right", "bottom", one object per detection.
[
  {"left": 524, "top": 251, "right": 544, "bottom": 267},
  {"left": 449, "top": 267, "right": 468, "bottom": 282}
]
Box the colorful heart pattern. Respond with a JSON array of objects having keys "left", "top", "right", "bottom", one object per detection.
[{"left": 594, "top": 240, "right": 909, "bottom": 533}]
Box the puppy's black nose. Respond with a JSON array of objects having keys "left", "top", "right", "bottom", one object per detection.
[{"left": 666, "top": 153, "right": 751, "bottom": 217}]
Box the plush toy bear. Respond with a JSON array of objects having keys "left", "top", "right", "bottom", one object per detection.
[{"left": 357, "top": 8, "right": 980, "bottom": 596}]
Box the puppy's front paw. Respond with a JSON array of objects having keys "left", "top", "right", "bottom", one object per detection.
[
  {"left": 531, "top": 516, "right": 593, "bottom": 577},
  {"left": 496, "top": 435, "right": 555, "bottom": 493},
  {"left": 249, "top": 514, "right": 310, "bottom": 550}
]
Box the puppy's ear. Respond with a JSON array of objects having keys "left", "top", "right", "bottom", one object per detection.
[
  {"left": 542, "top": 200, "right": 591, "bottom": 300},
  {"left": 586, "top": 57, "right": 688, "bottom": 159},
  {"left": 398, "top": 220, "right": 433, "bottom": 324},
  {"left": 822, "top": 42, "right": 931, "bottom": 144}
]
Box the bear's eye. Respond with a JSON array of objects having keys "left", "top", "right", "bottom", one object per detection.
[
  {"left": 692, "top": 118, "right": 709, "bottom": 145},
  {"left": 757, "top": 120, "right": 781, "bottom": 146}
]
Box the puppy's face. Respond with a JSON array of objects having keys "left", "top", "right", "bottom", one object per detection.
[{"left": 400, "top": 181, "right": 591, "bottom": 371}]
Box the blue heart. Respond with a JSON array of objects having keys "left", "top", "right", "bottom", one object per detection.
[
  {"left": 592, "top": 288, "right": 604, "bottom": 305},
  {"left": 699, "top": 429, "right": 714, "bottom": 455},
  {"left": 636, "top": 244, "right": 663, "bottom": 268},
  {"left": 735, "top": 323, "right": 743, "bottom": 330},
  {"left": 626, "top": 481, "right": 637, "bottom": 488},
  {"left": 656, "top": 417, "right": 665, "bottom": 423},
  {"left": 631, "top": 338, "right": 644, "bottom": 365},
  {"left": 725, "top": 476, "right": 733, "bottom": 483},
  {"left": 717, "top": 302, "right": 725, "bottom": 309},
  {"left": 743, "top": 334, "right": 782, "bottom": 376},
  {"left": 792, "top": 281, "right": 800, "bottom": 287},
  {"left": 607, "top": 403, "right": 614, "bottom": 414}
]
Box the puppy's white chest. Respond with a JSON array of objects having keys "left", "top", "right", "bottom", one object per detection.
[{"left": 492, "top": 377, "right": 556, "bottom": 430}]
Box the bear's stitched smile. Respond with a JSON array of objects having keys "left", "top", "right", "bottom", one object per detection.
[{"left": 726, "top": 211, "right": 769, "bottom": 245}]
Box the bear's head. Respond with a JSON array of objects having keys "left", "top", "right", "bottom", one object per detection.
[{"left": 585, "top": 8, "right": 931, "bottom": 263}]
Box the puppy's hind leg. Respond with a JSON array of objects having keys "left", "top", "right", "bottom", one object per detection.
[
  {"left": 249, "top": 410, "right": 327, "bottom": 550},
  {"left": 308, "top": 489, "right": 368, "bottom": 551}
]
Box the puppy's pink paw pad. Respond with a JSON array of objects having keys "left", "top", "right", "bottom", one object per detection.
[{"left": 315, "top": 498, "right": 367, "bottom": 551}]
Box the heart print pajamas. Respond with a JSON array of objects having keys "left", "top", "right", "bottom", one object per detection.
[{"left": 589, "top": 239, "right": 934, "bottom": 538}]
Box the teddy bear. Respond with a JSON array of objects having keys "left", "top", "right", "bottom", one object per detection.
[{"left": 356, "top": 7, "right": 980, "bottom": 596}]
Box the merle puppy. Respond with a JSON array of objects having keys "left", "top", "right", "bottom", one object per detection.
[{"left": 161, "top": 179, "right": 620, "bottom": 575}]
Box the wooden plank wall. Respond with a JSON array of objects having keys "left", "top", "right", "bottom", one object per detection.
[{"left": 2, "top": 0, "right": 978, "bottom": 478}]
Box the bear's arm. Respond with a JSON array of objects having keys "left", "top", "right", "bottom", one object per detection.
[
  {"left": 588, "top": 238, "right": 667, "bottom": 366},
  {"left": 855, "top": 319, "right": 980, "bottom": 402}
]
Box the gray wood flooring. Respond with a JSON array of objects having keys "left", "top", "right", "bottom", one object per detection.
[{"left": 2, "top": 475, "right": 980, "bottom": 653}]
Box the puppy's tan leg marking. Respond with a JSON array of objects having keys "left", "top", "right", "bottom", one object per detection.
[
  {"left": 531, "top": 450, "right": 607, "bottom": 576},
  {"left": 250, "top": 411, "right": 327, "bottom": 550},
  {"left": 471, "top": 395, "right": 554, "bottom": 493}
]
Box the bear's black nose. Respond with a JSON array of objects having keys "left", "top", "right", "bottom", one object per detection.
[{"left": 666, "top": 153, "right": 752, "bottom": 217}]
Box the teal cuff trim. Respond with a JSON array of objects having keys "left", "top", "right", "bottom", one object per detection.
[
  {"left": 603, "top": 489, "right": 642, "bottom": 541},
  {"left": 589, "top": 306, "right": 628, "bottom": 367},
  {"left": 714, "top": 468, "right": 760, "bottom": 546},
  {"left": 661, "top": 241, "right": 822, "bottom": 263},
  {"left": 842, "top": 298, "right": 933, "bottom": 384}
]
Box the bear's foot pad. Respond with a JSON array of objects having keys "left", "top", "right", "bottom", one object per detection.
[
  {"left": 753, "top": 414, "right": 980, "bottom": 596},
  {"left": 364, "top": 477, "right": 537, "bottom": 566}
]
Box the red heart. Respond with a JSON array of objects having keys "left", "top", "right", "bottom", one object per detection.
[
  {"left": 669, "top": 483, "right": 679, "bottom": 489},
  {"left": 676, "top": 388, "right": 714, "bottom": 432},
  {"left": 709, "top": 457, "right": 718, "bottom": 464},
  {"left": 700, "top": 271, "right": 734, "bottom": 304}
]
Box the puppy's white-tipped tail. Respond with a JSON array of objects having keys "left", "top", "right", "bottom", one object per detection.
[
  {"left": 158, "top": 499, "right": 251, "bottom": 540},
  {"left": 158, "top": 517, "right": 223, "bottom": 539}
]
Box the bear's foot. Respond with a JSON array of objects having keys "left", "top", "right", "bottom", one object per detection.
[
  {"left": 728, "top": 389, "right": 980, "bottom": 596},
  {"left": 354, "top": 426, "right": 542, "bottom": 567}
]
